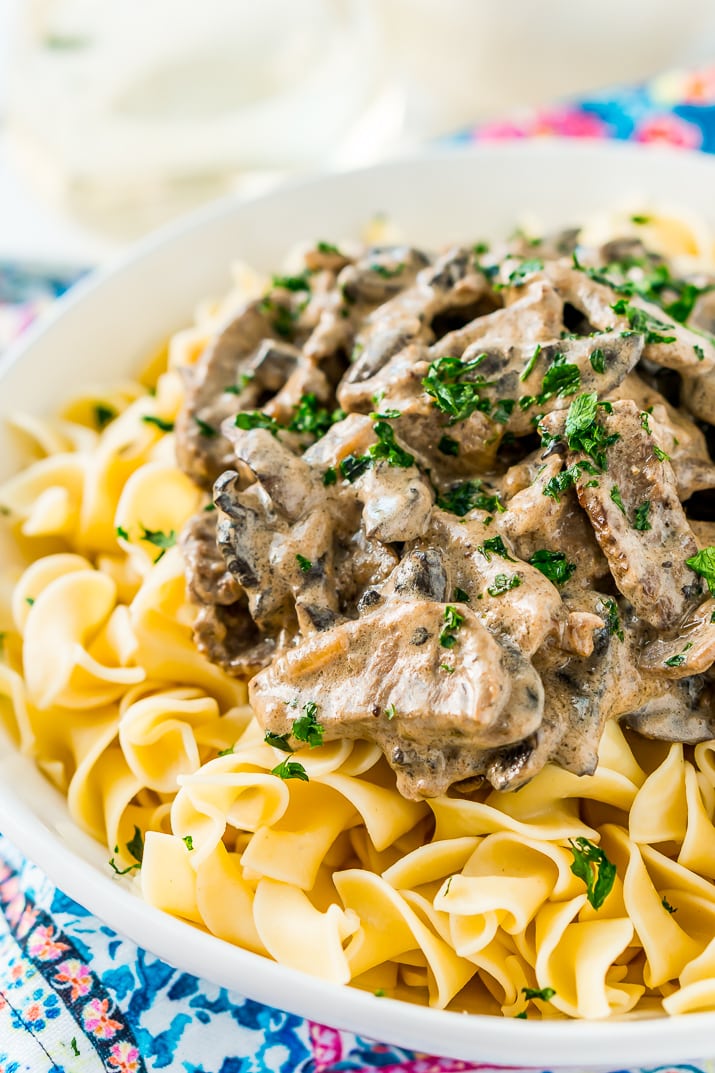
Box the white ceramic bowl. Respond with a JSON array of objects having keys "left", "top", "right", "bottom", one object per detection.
[{"left": 2, "top": 141, "right": 715, "bottom": 1069}]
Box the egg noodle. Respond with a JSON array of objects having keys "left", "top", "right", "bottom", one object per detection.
[{"left": 3, "top": 208, "right": 715, "bottom": 1022}]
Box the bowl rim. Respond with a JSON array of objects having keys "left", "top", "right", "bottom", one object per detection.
[{"left": 3, "top": 138, "right": 715, "bottom": 1067}]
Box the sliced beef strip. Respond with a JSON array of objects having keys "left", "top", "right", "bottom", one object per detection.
[
  {"left": 339, "top": 247, "right": 495, "bottom": 404},
  {"left": 551, "top": 398, "right": 702, "bottom": 629},
  {"left": 412, "top": 508, "right": 591, "bottom": 659},
  {"left": 622, "top": 675, "right": 715, "bottom": 743},
  {"left": 249, "top": 598, "right": 544, "bottom": 800},
  {"left": 193, "top": 599, "right": 277, "bottom": 677},
  {"left": 638, "top": 598, "right": 715, "bottom": 679},
  {"left": 175, "top": 303, "right": 276, "bottom": 487},
  {"left": 180, "top": 509, "right": 241, "bottom": 607},
  {"left": 611, "top": 372, "right": 715, "bottom": 499},
  {"left": 499, "top": 453, "right": 610, "bottom": 591}
]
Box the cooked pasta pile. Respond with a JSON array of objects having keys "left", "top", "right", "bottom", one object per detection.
[{"left": 4, "top": 210, "right": 715, "bottom": 1021}]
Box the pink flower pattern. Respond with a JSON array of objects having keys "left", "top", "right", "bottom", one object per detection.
[
  {"left": 54, "top": 957, "right": 92, "bottom": 1000},
  {"left": 108, "top": 1042, "right": 142, "bottom": 1072},
  {"left": 82, "top": 996, "right": 124, "bottom": 1040},
  {"left": 27, "top": 923, "right": 69, "bottom": 961},
  {"left": 634, "top": 113, "right": 703, "bottom": 149}
]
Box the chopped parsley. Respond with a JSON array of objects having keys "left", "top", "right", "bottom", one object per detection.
[
  {"left": 491, "top": 398, "right": 516, "bottom": 424},
  {"left": 368, "top": 420, "right": 414, "bottom": 468},
  {"left": 296, "top": 554, "right": 313, "bottom": 573},
  {"left": 563, "top": 392, "right": 620, "bottom": 469},
  {"left": 292, "top": 701, "right": 323, "bottom": 748},
  {"left": 203, "top": 502, "right": 216, "bottom": 512},
  {"left": 235, "top": 411, "right": 282, "bottom": 435},
  {"left": 289, "top": 394, "right": 344, "bottom": 438},
  {"left": 528, "top": 550, "right": 576, "bottom": 586},
  {"left": 340, "top": 454, "right": 371, "bottom": 482},
  {"left": 316, "top": 241, "right": 341, "bottom": 255},
  {"left": 487, "top": 573, "right": 521, "bottom": 597},
  {"left": 422, "top": 354, "right": 492, "bottom": 424},
  {"left": 662, "top": 896, "right": 678, "bottom": 914},
  {"left": 610, "top": 485, "right": 627, "bottom": 516},
  {"left": 438, "top": 434, "right": 459, "bottom": 456},
  {"left": 664, "top": 642, "right": 693, "bottom": 668},
  {"left": 543, "top": 460, "right": 598, "bottom": 502},
  {"left": 217, "top": 746, "right": 235, "bottom": 757},
  {"left": 601, "top": 597, "right": 624, "bottom": 642},
  {"left": 183, "top": 835, "right": 194, "bottom": 851},
  {"left": 70, "top": 1037, "right": 80, "bottom": 1057},
  {"left": 568, "top": 836, "right": 616, "bottom": 910},
  {"left": 271, "top": 759, "right": 309, "bottom": 782},
  {"left": 139, "top": 525, "right": 176, "bottom": 562},
  {"left": 631, "top": 214, "right": 650, "bottom": 225},
  {"left": 633, "top": 501, "right": 652, "bottom": 531},
  {"left": 589, "top": 348, "right": 606, "bottom": 374},
  {"left": 264, "top": 731, "right": 293, "bottom": 753},
  {"left": 440, "top": 663, "right": 454, "bottom": 673},
  {"left": 538, "top": 353, "right": 581, "bottom": 404},
  {"left": 453, "top": 587, "right": 470, "bottom": 603},
  {"left": 436, "top": 479, "right": 504, "bottom": 516},
  {"left": 640, "top": 411, "right": 652, "bottom": 434},
  {"left": 522, "top": 986, "right": 556, "bottom": 1002},
  {"left": 141, "top": 415, "right": 174, "bottom": 432},
  {"left": 109, "top": 825, "right": 144, "bottom": 875},
  {"left": 194, "top": 416, "right": 217, "bottom": 437},
  {"left": 508, "top": 258, "right": 544, "bottom": 286},
  {"left": 323, "top": 466, "right": 338, "bottom": 486},
  {"left": 385, "top": 703, "right": 397, "bottom": 720},
  {"left": 93, "top": 402, "right": 116, "bottom": 429},
  {"left": 25, "top": 597, "right": 35, "bottom": 607},
  {"left": 611, "top": 300, "right": 677, "bottom": 345},
  {"left": 478, "top": 535, "right": 516, "bottom": 562},
  {"left": 686, "top": 546, "right": 715, "bottom": 593},
  {"left": 116, "top": 526, "right": 129, "bottom": 541},
  {"left": 439, "top": 604, "right": 464, "bottom": 649},
  {"left": 695, "top": 344, "right": 705, "bottom": 362},
  {"left": 520, "top": 344, "right": 541, "bottom": 382},
  {"left": 271, "top": 273, "right": 311, "bottom": 293},
  {"left": 370, "top": 262, "right": 404, "bottom": 278},
  {"left": 653, "top": 444, "right": 671, "bottom": 462}
]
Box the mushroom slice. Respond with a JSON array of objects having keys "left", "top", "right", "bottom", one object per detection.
[
  {"left": 553, "top": 398, "right": 701, "bottom": 629},
  {"left": 249, "top": 599, "right": 544, "bottom": 800},
  {"left": 639, "top": 598, "right": 715, "bottom": 679}
]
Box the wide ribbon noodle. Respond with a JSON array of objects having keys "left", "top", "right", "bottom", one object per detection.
[{"left": 5, "top": 219, "right": 715, "bottom": 1020}]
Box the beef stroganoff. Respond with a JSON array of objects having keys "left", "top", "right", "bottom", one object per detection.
[{"left": 4, "top": 212, "right": 715, "bottom": 1020}]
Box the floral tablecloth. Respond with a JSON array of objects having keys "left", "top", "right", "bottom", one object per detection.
[{"left": 3, "top": 62, "right": 715, "bottom": 1073}]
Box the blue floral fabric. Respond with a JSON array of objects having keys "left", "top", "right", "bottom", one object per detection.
[{"left": 5, "top": 61, "right": 715, "bottom": 1073}]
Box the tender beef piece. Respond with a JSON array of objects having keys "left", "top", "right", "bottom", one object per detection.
[
  {"left": 623, "top": 675, "right": 715, "bottom": 743},
  {"left": 180, "top": 510, "right": 241, "bottom": 606},
  {"left": 352, "top": 459, "right": 434, "bottom": 543},
  {"left": 338, "top": 246, "right": 431, "bottom": 305},
  {"left": 428, "top": 278, "right": 562, "bottom": 362},
  {"left": 612, "top": 372, "right": 715, "bottom": 499},
  {"left": 176, "top": 303, "right": 276, "bottom": 487},
  {"left": 553, "top": 398, "right": 701, "bottom": 629},
  {"left": 499, "top": 454, "right": 610, "bottom": 591},
  {"left": 690, "top": 520, "right": 715, "bottom": 548},
  {"left": 333, "top": 530, "right": 399, "bottom": 608},
  {"left": 413, "top": 508, "right": 590, "bottom": 659},
  {"left": 681, "top": 370, "right": 715, "bottom": 427},
  {"left": 339, "top": 247, "right": 494, "bottom": 404},
  {"left": 193, "top": 599, "right": 277, "bottom": 677},
  {"left": 639, "top": 598, "right": 715, "bottom": 678},
  {"left": 249, "top": 599, "right": 544, "bottom": 799},
  {"left": 544, "top": 261, "right": 626, "bottom": 333}
]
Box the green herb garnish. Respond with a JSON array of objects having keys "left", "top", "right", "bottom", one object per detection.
[
  {"left": 422, "top": 354, "right": 492, "bottom": 424},
  {"left": 662, "top": 896, "right": 677, "bottom": 914},
  {"left": 316, "top": 241, "right": 341, "bottom": 255},
  {"left": 235, "top": 411, "right": 282, "bottom": 435},
  {"left": 289, "top": 394, "right": 344, "bottom": 438},
  {"left": 292, "top": 701, "right": 323, "bottom": 748},
  {"left": 633, "top": 501, "right": 652, "bottom": 531},
  {"left": 271, "top": 759, "right": 309, "bottom": 782},
  {"left": 385, "top": 704, "right": 397, "bottom": 720},
  {"left": 589, "top": 348, "right": 606, "bottom": 374},
  {"left": 271, "top": 273, "right": 311, "bottom": 292},
  {"left": 538, "top": 353, "right": 581, "bottom": 404},
  {"left": 439, "top": 604, "right": 464, "bottom": 649},
  {"left": 370, "top": 262, "right": 404, "bottom": 278},
  {"left": 139, "top": 525, "right": 176, "bottom": 563},
  {"left": 610, "top": 485, "right": 627, "bottom": 516},
  {"left": 438, "top": 435, "right": 459, "bottom": 456},
  {"left": 194, "top": 416, "right": 216, "bottom": 437},
  {"left": 611, "top": 300, "right": 677, "bottom": 345},
  {"left": 296, "top": 554, "right": 313, "bottom": 573},
  {"left": 478, "top": 536, "right": 516, "bottom": 562},
  {"left": 93, "top": 403, "right": 116, "bottom": 429},
  {"left": 340, "top": 454, "right": 371, "bottom": 483},
  {"left": 437, "top": 479, "right": 504, "bottom": 516},
  {"left": 520, "top": 344, "right": 541, "bottom": 382},
  {"left": 653, "top": 444, "right": 671, "bottom": 462},
  {"left": 568, "top": 836, "right": 616, "bottom": 910},
  {"left": 142, "top": 415, "right": 174, "bottom": 432},
  {"left": 264, "top": 731, "right": 293, "bottom": 753},
  {"left": 522, "top": 986, "right": 556, "bottom": 1002},
  {"left": 601, "top": 598, "right": 624, "bottom": 642},
  {"left": 694, "top": 344, "right": 705, "bottom": 362},
  {"left": 686, "top": 546, "right": 715, "bottom": 593},
  {"left": 109, "top": 825, "right": 144, "bottom": 875},
  {"left": 116, "top": 526, "right": 129, "bottom": 541},
  {"left": 183, "top": 835, "right": 194, "bottom": 851},
  {"left": 487, "top": 574, "right": 521, "bottom": 597},
  {"left": 323, "top": 466, "right": 338, "bottom": 486},
  {"left": 368, "top": 420, "right": 414, "bottom": 468},
  {"left": 564, "top": 392, "right": 620, "bottom": 470},
  {"left": 453, "top": 587, "right": 470, "bottom": 603},
  {"left": 528, "top": 550, "right": 576, "bottom": 586},
  {"left": 508, "top": 258, "right": 544, "bottom": 286},
  {"left": 664, "top": 642, "right": 693, "bottom": 668}
]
